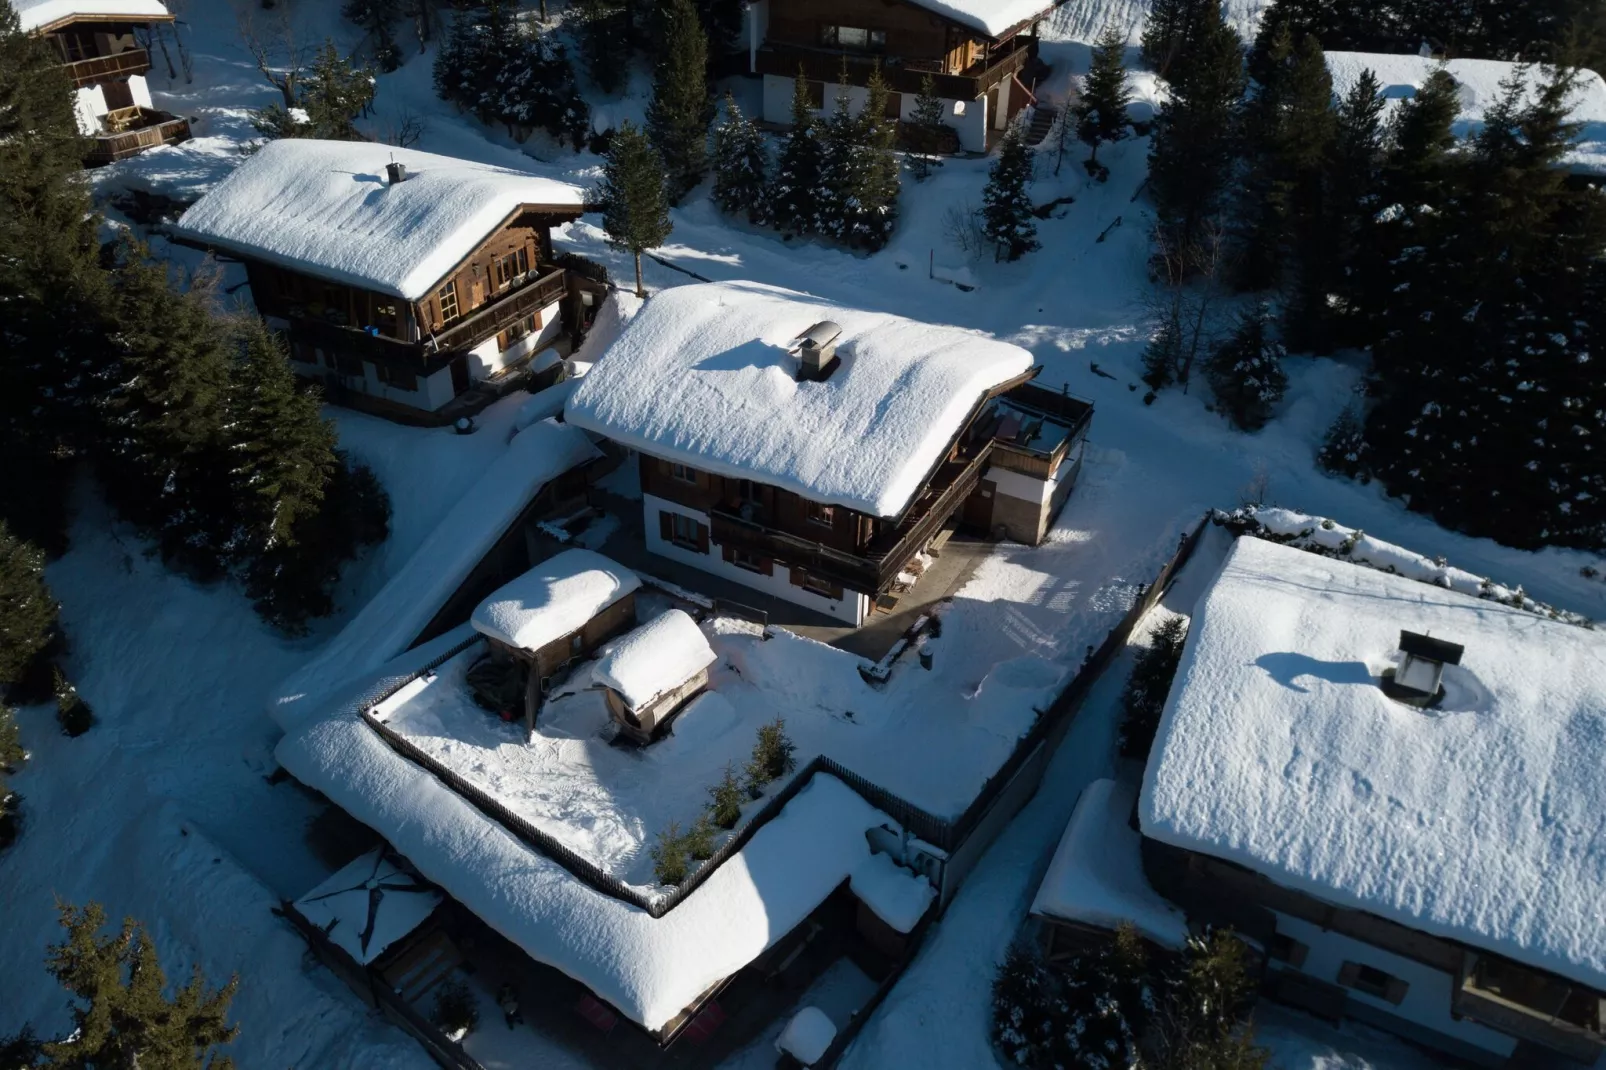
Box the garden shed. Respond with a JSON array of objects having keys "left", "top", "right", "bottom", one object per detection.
[{"left": 591, "top": 609, "right": 717, "bottom": 744}]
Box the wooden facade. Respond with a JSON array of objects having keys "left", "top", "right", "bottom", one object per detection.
[
  {"left": 602, "top": 666, "right": 711, "bottom": 744},
  {"left": 1141, "top": 835, "right": 1606, "bottom": 1066},
  {"left": 235, "top": 204, "right": 592, "bottom": 419}
]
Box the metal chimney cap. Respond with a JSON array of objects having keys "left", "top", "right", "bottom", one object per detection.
[
  {"left": 385, "top": 160, "right": 408, "bottom": 185},
  {"left": 796, "top": 321, "right": 843, "bottom": 351}
]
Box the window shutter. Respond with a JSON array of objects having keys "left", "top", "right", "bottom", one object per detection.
[
  {"left": 721, "top": 544, "right": 734, "bottom": 563},
  {"left": 790, "top": 565, "right": 806, "bottom": 587},
  {"left": 695, "top": 523, "right": 709, "bottom": 555},
  {"left": 1383, "top": 977, "right": 1409, "bottom": 1005},
  {"left": 659, "top": 511, "right": 673, "bottom": 542},
  {"left": 1337, "top": 962, "right": 1360, "bottom": 989}
]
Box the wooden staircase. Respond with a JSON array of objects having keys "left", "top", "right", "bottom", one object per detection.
[{"left": 1025, "top": 98, "right": 1060, "bottom": 146}]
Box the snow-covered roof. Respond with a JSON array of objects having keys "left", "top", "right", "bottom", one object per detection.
[
  {"left": 269, "top": 420, "right": 602, "bottom": 732},
  {"left": 564, "top": 282, "right": 1035, "bottom": 518},
  {"left": 1030, "top": 779, "right": 1187, "bottom": 949},
  {"left": 901, "top": 0, "right": 1053, "bottom": 38},
  {"left": 11, "top": 0, "right": 171, "bottom": 33},
  {"left": 172, "top": 140, "right": 586, "bottom": 300},
  {"left": 293, "top": 848, "right": 442, "bottom": 966},
  {"left": 1326, "top": 52, "right": 1606, "bottom": 176},
  {"left": 470, "top": 550, "right": 640, "bottom": 653},
  {"left": 276, "top": 667, "right": 898, "bottom": 1031},
  {"left": 1141, "top": 536, "right": 1606, "bottom": 992},
  {"left": 590, "top": 609, "right": 716, "bottom": 710},
  {"left": 850, "top": 852, "right": 936, "bottom": 934},
  {"left": 776, "top": 1007, "right": 837, "bottom": 1066}
]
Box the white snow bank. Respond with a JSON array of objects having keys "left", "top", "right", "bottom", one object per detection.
[
  {"left": 1030, "top": 778, "right": 1187, "bottom": 949},
  {"left": 271, "top": 420, "right": 600, "bottom": 730},
  {"left": 172, "top": 140, "right": 586, "bottom": 299},
  {"left": 1141, "top": 537, "right": 1606, "bottom": 993},
  {"left": 591, "top": 609, "right": 716, "bottom": 709},
  {"left": 850, "top": 852, "right": 936, "bottom": 934},
  {"left": 293, "top": 847, "right": 442, "bottom": 966},
  {"left": 471, "top": 549, "right": 639, "bottom": 652},
  {"left": 775, "top": 1006, "right": 837, "bottom": 1066},
  {"left": 11, "top": 0, "right": 169, "bottom": 32},
  {"left": 276, "top": 681, "right": 897, "bottom": 1031},
  {"left": 1326, "top": 52, "right": 1606, "bottom": 176},
  {"left": 564, "top": 281, "right": 1035, "bottom": 518},
  {"left": 903, "top": 0, "right": 1051, "bottom": 38}
]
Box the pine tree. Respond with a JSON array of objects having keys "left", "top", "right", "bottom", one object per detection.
[
  {"left": 991, "top": 940, "right": 1063, "bottom": 1068},
  {"left": 42, "top": 902, "right": 239, "bottom": 1069},
  {"left": 0, "top": 5, "right": 109, "bottom": 554},
  {"left": 817, "top": 62, "right": 860, "bottom": 243},
  {"left": 1148, "top": 2, "right": 1244, "bottom": 265},
  {"left": 711, "top": 93, "right": 768, "bottom": 222},
  {"left": 768, "top": 69, "right": 824, "bottom": 236},
  {"left": 1058, "top": 925, "right": 1152, "bottom": 1068},
  {"left": 574, "top": 0, "right": 631, "bottom": 93},
  {"left": 707, "top": 763, "right": 744, "bottom": 828},
  {"left": 1317, "top": 404, "right": 1367, "bottom": 478},
  {"left": 488, "top": 34, "right": 590, "bottom": 147},
  {"left": 1207, "top": 302, "right": 1287, "bottom": 430},
  {"left": 645, "top": 0, "right": 712, "bottom": 203},
  {"left": 852, "top": 63, "right": 901, "bottom": 250},
  {"left": 598, "top": 121, "right": 672, "bottom": 296},
  {"left": 1118, "top": 615, "right": 1187, "bottom": 758},
  {"left": 1142, "top": 0, "right": 1211, "bottom": 78},
  {"left": 251, "top": 40, "right": 375, "bottom": 141},
  {"left": 745, "top": 717, "right": 795, "bottom": 788},
  {"left": 906, "top": 74, "right": 945, "bottom": 182},
  {"left": 981, "top": 121, "right": 1039, "bottom": 262},
  {"left": 1074, "top": 25, "right": 1132, "bottom": 178},
  {"left": 343, "top": 0, "right": 402, "bottom": 71},
  {"left": 1146, "top": 931, "right": 1267, "bottom": 1070},
  {"left": 0, "top": 523, "right": 57, "bottom": 688}
]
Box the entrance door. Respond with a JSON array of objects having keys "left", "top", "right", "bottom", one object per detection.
[
  {"left": 449, "top": 355, "right": 471, "bottom": 395},
  {"left": 963, "top": 479, "right": 995, "bottom": 533}
]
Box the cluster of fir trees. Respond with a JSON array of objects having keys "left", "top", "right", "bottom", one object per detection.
[
  {"left": 342, "top": 0, "right": 454, "bottom": 69},
  {"left": 572, "top": 0, "right": 744, "bottom": 94},
  {"left": 433, "top": 0, "right": 589, "bottom": 147},
  {"left": 993, "top": 925, "right": 1268, "bottom": 1070},
  {"left": 0, "top": 9, "right": 391, "bottom": 635},
  {"left": 250, "top": 40, "right": 376, "bottom": 141},
  {"left": 1, "top": 902, "right": 238, "bottom": 1068}
]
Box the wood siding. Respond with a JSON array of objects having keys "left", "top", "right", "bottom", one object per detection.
[
  {"left": 766, "top": 0, "right": 964, "bottom": 65},
  {"left": 415, "top": 212, "right": 557, "bottom": 336},
  {"left": 524, "top": 592, "right": 638, "bottom": 682},
  {"left": 641, "top": 455, "right": 874, "bottom": 554}
]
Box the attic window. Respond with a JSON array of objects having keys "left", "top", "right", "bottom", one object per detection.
[{"left": 1381, "top": 630, "right": 1464, "bottom": 706}]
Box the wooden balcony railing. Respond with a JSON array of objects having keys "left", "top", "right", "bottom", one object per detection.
[
  {"left": 427, "top": 266, "right": 567, "bottom": 354},
  {"left": 62, "top": 48, "right": 151, "bottom": 87},
  {"left": 85, "top": 111, "right": 190, "bottom": 166},
  {"left": 755, "top": 35, "right": 1033, "bottom": 101},
  {"left": 1453, "top": 958, "right": 1606, "bottom": 1063}
]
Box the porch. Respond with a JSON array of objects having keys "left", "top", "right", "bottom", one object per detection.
[{"left": 85, "top": 108, "right": 190, "bottom": 166}]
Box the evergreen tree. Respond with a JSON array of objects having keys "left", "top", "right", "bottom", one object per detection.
[
  {"left": 251, "top": 40, "right": 374, "bottom": 141},
  {"left": 1207, "top": 302, "right": 1287, "bottom": 430},
  {"left": 768, "top": 69, "right": 824, "bottom": 236},
  {"left": 1074, "top": 25, "right": 1133, "bottom": 177},
  {"left": 1059, "top": 925, "right": 1152, "bottom": 1068},
  {"left": 0, "top": 5, "right": 108, "bottom": 554},
  {"left": 817, "top": 63, "right": 860, "bottom": 243},
  {"left": 906, "top": 74, "right": 945, "bottom": 182},
  {"left": 1148, "top": 2, "right": 1244, "bottom": 266},
  {"left": 646, "top": 0, "right": 712, "bottom": 203},
  {"left": 343, "top": 0, "right": 402, "bottom": 71},
  {"left": 574, "top": 0, "right": 631, "bottom": 93},
  {"left": 1118, "top": 615, "right": 1187, "bottom": 758},
  {"left": 0, "top": 523, "right": 56, "bottom": 688},
  {"left": 981, "top": 121, "right": 1039, "bottom": 262},
  {"left": 852, "top": 63, "right": 902, "bottom": 250},
  {"left": 1146, "top": 931, "right": 1267, "bottom": 1070},
  {"left": 1142, "top": 0, "right": 1211, "bottom": 78},
  {"left": 991, "top": 940, "right": 1063, "bottom": 1068},
  {"left": 707, "top": 763, "right": 744, "bottom": 828},
  {"left": 41, "top": 902, "right": 238, "bottom": 1069},
  {"left": 710, "top": 93, "right": 769, "bottom": 222},
  {"left": 1317, "top": 404, "right": 1368, "bottom": 478},
  {"left": 598, "top": 121, "right": 672, "bottom": 296},
  {"left": 434, "top": 1, "right": 588, "bottom": 146}
]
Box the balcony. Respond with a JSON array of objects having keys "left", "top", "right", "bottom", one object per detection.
[
  {"left": 1453, "top": 954, "right": 1606, "bottom": 1064},
  {"left": 709, "top": 443, "right": 995, "bottom": 595},
  {"left": 754, "top": 34, "right": 1033, "bottom": 101},
  {"left": 85, "top": 109, "right": 190, "bottom": 167},
  {"left": 61, "top": 48, "right": 151, "bottom": 88}
]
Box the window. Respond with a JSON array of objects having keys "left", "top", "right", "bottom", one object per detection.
[
  {"left": 1268, "top": 933, "right": 1309, "bottom": 969},
  {"left": 664, "top": 511, "right": 705, "bottom": 551},
  {"left": 495, "top": 247, "right": 530, "bottom": 289},
  {"left": 737, "top": 479, "right": 760, "bottom": 502},
  {"left": 1338, "top": 962, "right": 1408, "bottom": 1005},
  {"left": 731, "top": 549, "right": 769, "bottom": 574},
  {"left": 499, "top": 313, "right": 539, "bottom": 352},
  {"left": 806, "top": 501, "right": 835, "bottom": 528},
  {"left": 820, "top": 24, "right": 885, "bottom": 50},
  {"left": 437, "top": 280, "right": 460, "bottom": 324},
  {"left": 671, "top": 462, "right": 696, "bottom": 484},
  {"left": 376, "top": 363, "right": 418, "bottom": 391},
  {"left": 799, "top": 571, "right": 838, "bottom": 597}
]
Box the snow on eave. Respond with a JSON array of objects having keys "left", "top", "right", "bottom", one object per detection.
[
  {"left": 171, "top": 140, "right": 587, "bottom": 301},
  {"left": 12, "top": 0, "right": 172, "bottom": 33},
  {"left": 274, "top": 667, "right": 894, "bottom": 1032},
  {"left": 563, "top": 281, "right": 1037, "bottom": 518},
  {"left": 900, "top": 0, "right": 1058, "bottom": 39},
  {"left": 470, "top": 549, "right": 640, "bottom": 654},
  {"left": 1139, "top": 537, "right": 1606, "bottom": 994},
  {"left": 590, "top": 609, "right": 716, "bottom": 711}
]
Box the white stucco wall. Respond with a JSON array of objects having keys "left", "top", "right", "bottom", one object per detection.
[
  {"left": 129, "top": 74, "right": 153, "bottom": 110},
  {"left": 467, "top": 298, "right": 564, "bottom": 379},
  {"left": 643, "top": 492, "right": 868, "bottom": 625},
  {"left": 759, "top": 73, "right": 989, "bottom": 153},
  {"left": 1271, "top": 913, "right": 1518, "bottom": 1058},
  {"left": 73, "top": 84, "right": 106, "bottom": 135}
]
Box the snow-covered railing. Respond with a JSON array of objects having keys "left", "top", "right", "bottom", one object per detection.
[{"left": 1216, "top": 506, "right": 1593, "bottom": 628}]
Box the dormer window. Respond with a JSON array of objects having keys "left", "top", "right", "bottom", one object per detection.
[{"left": 1382, "top": 630, "right": 1464, "bottom": 706}]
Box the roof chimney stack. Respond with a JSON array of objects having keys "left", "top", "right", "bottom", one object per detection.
[
  {"left": 386, "top": 160, "right": 408, "bottom": 186},
  {"left": 794, "top": 321, "right": 842, "bottom": 382},
  {"left": 1382, "top": 630, "right": 1463, "bottom": 707}
]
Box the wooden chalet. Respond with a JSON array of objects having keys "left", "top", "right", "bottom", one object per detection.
[
  {"left": 565, "top": 283, "right": 1092, "bottom": 627},
  {"left": 742, "top": 0, "right": 1061, "bottom": 152},
  {"left": 13, "top": 0, "right": 191, "bottom": 164},
  {"left": 172, "top": 140, "right": 601, "bottom": 422}
]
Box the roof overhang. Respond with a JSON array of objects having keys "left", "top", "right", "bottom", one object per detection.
[{"left": 30, "top": 11, "right": 174, "bottom": 33}]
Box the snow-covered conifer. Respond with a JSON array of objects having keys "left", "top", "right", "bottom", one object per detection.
[
  {"left": 768, "top": 70, "right": 825, "bottom": 236},
  {"left": 1074, "top": 25, "right": 1132, "bottom": 178},
  {"left": 906, "top": 74, "right": 945, "bottom": 182},
  {"left": 711, "top": 93, "right": 769, "bottom": 222},
  {"left": 0, "top": 524, "right": 56, "bottom": 688},
  {"left": 599, "top": 121, "right": 673, "bottom": 296},
  {"left": 981, "top": 122, "right": 1039, "bottom": 261},
  {"left": 1207, "top": 302, "right": 1288, "bottom": 430},
  {"left": 645, "top": 0, "right": 712, "bottom": 202},
  {"left": 1118, "top": 615, "right": 1188, "bottom": 759}
]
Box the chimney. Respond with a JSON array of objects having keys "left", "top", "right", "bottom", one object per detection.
[
  {"left": 386, "top": 160, "right": 408, "bottom": 185},
  {"left": 1382, "top": 630, "right": 1463, "bottom": 706},
  {"left": 794, "top": 321, "right": 843, "bottom": 382}
]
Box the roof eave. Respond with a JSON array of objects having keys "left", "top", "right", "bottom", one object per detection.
[{"left": 29, "top": 11, "right": 175, "bottom": 34}]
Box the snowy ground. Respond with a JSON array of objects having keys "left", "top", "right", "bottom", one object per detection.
[{"left": 5, "top": 1, "right": 1602, "bottom": 1066}]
